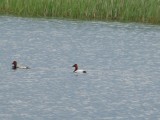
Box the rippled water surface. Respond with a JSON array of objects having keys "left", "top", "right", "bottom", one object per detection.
[{"left": 0, "top": 16, "right": 160, "bottom": 120}]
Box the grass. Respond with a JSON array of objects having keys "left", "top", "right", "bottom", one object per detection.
[{"left": 0, "top": 0, "right": 160, "bottom": 24}]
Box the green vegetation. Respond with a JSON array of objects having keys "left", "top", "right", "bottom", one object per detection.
[{"left": 0, "top": 0, "right": 160, "bottom": 24}]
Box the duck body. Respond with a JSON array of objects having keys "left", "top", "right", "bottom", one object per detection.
[
  {"left": 74, "top": 69, "right": 87, "bottom": 73},
  {"left": 12, "top": 61, "right": 30, "bottom": 70},
  {"left": 72, "top": 64, "right": 86, "bottom": 73}
]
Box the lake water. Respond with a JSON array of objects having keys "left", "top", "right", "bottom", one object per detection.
[{"left": 0, "top": 16, "right": 160, "bottom": 120}]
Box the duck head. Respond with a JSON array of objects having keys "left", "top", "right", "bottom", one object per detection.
[
  {"left": 12, "top": 61, "right": 17, "bottom": 69},
  {"left": 72, "top": 64, "right": 78, "bottom": 72}
]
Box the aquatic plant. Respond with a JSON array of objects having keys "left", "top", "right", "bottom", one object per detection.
[{"left": 0, "top": 0, "right": 159, "bottom": 24}]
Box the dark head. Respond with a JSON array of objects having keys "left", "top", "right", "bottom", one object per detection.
[
  {"left": 72, "top": 64, "right": 78, "bottom": 68},
  {"left": 12, "top": 61, "right": 17, "bottom": 69},
  {"left": 72, "top": 64, "right": 78, "bottom": 72}
]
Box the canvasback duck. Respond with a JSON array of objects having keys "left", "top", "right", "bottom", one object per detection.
[
  {"left": 72, "top": 64, "right": 87, "bottom": 73},
  {"left": 12, "top": 61, "right": 30, "bottom": 70}
]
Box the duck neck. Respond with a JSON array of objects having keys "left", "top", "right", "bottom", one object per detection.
[{"left": 74, "top": 66, "right": 78, "bottom": 72}]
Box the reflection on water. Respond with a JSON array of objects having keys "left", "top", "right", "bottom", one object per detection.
[{"left": 0, "top": 16, "right": 160, "bottom": 120}]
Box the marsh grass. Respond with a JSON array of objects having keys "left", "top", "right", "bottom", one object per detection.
[{"left": 0, "top": 0, "right": 160, "bottom": 24}]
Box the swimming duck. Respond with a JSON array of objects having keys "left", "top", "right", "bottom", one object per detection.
[
  {"left": 72, "top": 64, "right": 86, "bottom": 73},
  {"left": 12, "top": 61, "right": 30, "bottom": 70}
]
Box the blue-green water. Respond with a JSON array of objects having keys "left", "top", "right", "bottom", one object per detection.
[{"left": 0, "top": 16, "right": 160, "bottom": 120}]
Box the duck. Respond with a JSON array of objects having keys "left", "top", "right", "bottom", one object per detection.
[
  {"left": 12, "top": 61, "right": 30, "bottom": 70},
  {"left": 72, "top": 64, "right": 87, "bottom": 73}
]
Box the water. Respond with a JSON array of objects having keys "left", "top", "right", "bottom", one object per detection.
[{"left": 0, "top": 16, "right": 160, "bottom": 120}]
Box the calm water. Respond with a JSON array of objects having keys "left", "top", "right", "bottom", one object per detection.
[{"left": 0, "top": 16, "right": 160, "bottom": 120}]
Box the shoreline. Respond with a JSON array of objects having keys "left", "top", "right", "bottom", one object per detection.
[{"left": 0, "top": 0, "right": 159, "bottom": 24}]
